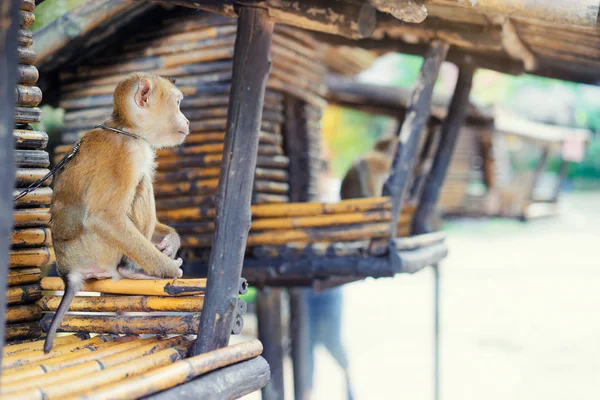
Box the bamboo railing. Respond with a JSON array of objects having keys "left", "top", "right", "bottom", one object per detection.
[{"left": 7, "top": 0, "right": 48, "bottom": 343}]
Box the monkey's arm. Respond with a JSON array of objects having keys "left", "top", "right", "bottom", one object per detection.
[
  {"left": 89, "top": 214, "right": 182, "bottom": 278},
  {"left": 152, "top": 222, "right": 181, "bottom": 259}
]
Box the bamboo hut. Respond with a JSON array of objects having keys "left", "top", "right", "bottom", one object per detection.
[{"left": 1, "top": 0, "right": 599, "bottom": 399}]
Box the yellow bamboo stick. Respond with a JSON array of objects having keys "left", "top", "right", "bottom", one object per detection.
[
  {"left": 2, "top": 338, "right": 193, "bottom": 398},
  {"left": 8, "top": 268, "right": 41, "bottom": 286},
  {"left": 73, "top": 339, "right": 263, "bottom": 400},
  {"left": 3, "top": 334, "right": 85, "bottom": 358},
  {"left": 5, "top": 304, "right": 42, "bottom": 324},
  {"left": 1, "top": 335, "right": 121, "bottom": 382},
  {"left": 41, "top": 277, "right": 207, "bottom": 296},
  {"left": 38, "top": 295, "right": 204, "bottom": 312},
  {"left": 1, "top": 337, "right": 192, "bottom": 396}
]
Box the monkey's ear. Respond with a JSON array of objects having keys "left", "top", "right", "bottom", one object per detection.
[{"left": 134, "top": 78, "right": 153, "bottom": 108}]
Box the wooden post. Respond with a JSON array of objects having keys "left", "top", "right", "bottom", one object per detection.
[
  {"left": 551, "top": 159, "right": 569, "bottom": 203},
  {"left": 194, "top": 7, "right": 274, "bottom": 355},
  {"left": 412, "top": 63, "right": 476, "bottom": 235},
  {"left": 0, "top": 0, "right": 19, "bottom": 372},
  {"left": 290, "top": 289, "right": 310, "bottom": 400},
  {"left": 383, "top": 41, "right": 449, "bottom": 242},
  {"left": 256, "top": 288, "right": 284, "bottom": 400},
  {"left": 408, "top": 122, "right": 441, "bottom": 205},
  {"left": 283, "top": 95, "right": 314, "bottom": 400},
  {"left": 527, "top": 146, "right": 550, "bottom": 203}
]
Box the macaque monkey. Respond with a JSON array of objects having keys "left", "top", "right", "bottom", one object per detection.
[
  {"left": 45, "top": 73, "right": 190, "bottom": 353},
  {"left": 340, "top": 135, "right": 398, "bottom": 199}
]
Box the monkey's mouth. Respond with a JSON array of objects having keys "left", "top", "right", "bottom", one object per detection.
[{"left": 177, "top": 130, "right": 189, "bottom": 136}]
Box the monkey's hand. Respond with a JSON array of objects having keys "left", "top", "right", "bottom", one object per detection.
[{"left": 156, "top": 230, "right": 181, "bottom": 259}]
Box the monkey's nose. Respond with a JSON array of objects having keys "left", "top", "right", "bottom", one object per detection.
[{"left": 185, "top": 119, "right": 190, "bottom": 125}]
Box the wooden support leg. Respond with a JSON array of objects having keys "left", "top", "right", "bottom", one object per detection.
[
  {"left": 383, "top": 41, "right": 449, "bottom": 243},
  {"left": 412, "top": 63, "right": 476, "bottom": 235},
  {"left": 257, "top": 288, "right": 285, "bottom": 400},
  {"left": 433, "top": 263, "right": 441, "bottom": 400},
  {"left": 290, "top": 289, "right": 310, "bottom": 400},
  {"left": 194, "top": 7, "right": 274, "bottom": 355},
  {"left": 551, "top": 159, "right": 569, "bottom": 203},
  {"left": 0, "top": 0, "right": 19, "bottom": 370}
]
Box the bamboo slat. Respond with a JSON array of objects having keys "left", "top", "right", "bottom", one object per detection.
[
  {"left": 11, "top": 228, "right": 52, "bottom": 247},
  {"left": 5, "top": 322, "right": 41, "bottom": 342},
  {"left": 155, "top": 194, "right": 215, "bottom": 211},
  {"left": 17, "top": 29, "right": 33, "bottom": 47},
  {"left": 3, "top": 334, "right": 86, "bottom": 358},
  {"left": 72, "top": 339, "right": 263, "bottom": 400},
  {"left": 1, "top": 336, "right": 135, "bottom": 383},
  {"left": 155, "top": 167, "right": 221, "bottom": 183},
  {"left": 15, "top": 168, "right": 52, "bottom": 186},
  {"left": 20, "top": 0, "right": 36, "bottom": 12},
  {"left": 17, "top": 46, "right": 36, "bottom": 65},
  {"left": 2, "top": 337, "right": 193, "bottom": 398},
  {"left": 13, "top": 129, "right": 48, "bottom": 149},
  {"left": 9, "top": 247, "right": 55, "bottom": 268},
  {"left": 13, "top": 149, "right": 49, "bottom": 168},
  {"left": 12, "top": 186, "right": 52, "bottom": 207},
  {"left": 17, "top": 64, "right": 39, "bottom": 85},
  {"left": 12, "top": 208, "right": 51, "bottom": 228},
  {"left": 38, "top": 295, "right": 204, "bottom": 313},
  {"left": 5, "top": 304, "right": 42, "bottom": 324},
  {"left": 41, "top": 277, "right": 207, "bottom": 296},
  {"left": 40, "top": 314, "right": 201, "bottom": 335},
  {"left": 8, "top": 268, "right": 41, "bottom": 286},
  {"left": 15, "top": 85, "right": 42, "bottom": 107},
  {"left": 2, "top": 335, "right": 113, "bottom": 370},
  {"left": 14, "top": 106, "right": 41, "bottom": 124},
  {"left": 7, "top": 284, "right": 42, "bottom": 305}
]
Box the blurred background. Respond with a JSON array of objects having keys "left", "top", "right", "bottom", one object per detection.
[{"left": 33, "top": 2, "right": 600, "bottom": 399}]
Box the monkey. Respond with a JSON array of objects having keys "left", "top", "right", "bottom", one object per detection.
[
  {"left": 45, "top": 73, "right": 190, "bottom": 353},
  {"left": 340, "top": 134, "right": 398, "bottom": 199}
]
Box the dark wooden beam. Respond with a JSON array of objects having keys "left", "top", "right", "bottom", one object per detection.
[
  {"left": 145, "top": 356, "right": 270, "bottom": 399},
  {"left": 167, "top": 0, "right": 377, "bottom": 39},
  {"left": 256, "top": 288, "right": 284, "bottom": 400},
  {"left": 383, "top": 41, "right": 449, "bottom": 248},
  {"left": 0, "top": 0, "right": 19, "bottom": 369},
  {"left": 412, "top": 63, "right": 475, "bottom": 235},
  {"left": 289, "top": 289, "right": 310, "bottom": 400},
  {"left": 194, "top": 6, "right": 274, "bottom": 354}
]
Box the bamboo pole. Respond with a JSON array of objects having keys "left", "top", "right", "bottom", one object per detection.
[
  {"left": 8, "top": 268, "right": 41, "bottom": 286},
  {"left": 40, "top": 314, "right": 201, "bottom": 336},
  {"left": 5, "top": 304, "right": 41, "bottom": 324},
  {"left": 15, "top": 168, "right": 52, "bottom": 186},
  {"left": 3, "top": 338, "right": 193, "bottom": 398},
  {"left": 41, "top": 277, "right": 207, "bottom": 296},
  {"left": 75, "top": 340, "right": 263, "bottom": 400},
  {"left": 12, "top": 186, "right": 52, "bottom": 207},
  {"left": 13, "top": 130, "right": 47, "bottom": 149},
  {"left": 9, "top": 247, "right": 55, "bottom": 268},
  {"left": 3, "top": 334, "right": 86, "bottom": 358},
  {"left": 38, "top": 295, "right": 204, "bottom": 313},
  {"left": 2, "top": 335, "right": 116, "bottom": 370},
  {"left": 7, "top": 284, "right": 41, "bottom": 305},
  {"left": 11, "top": 228, "right": 52, "bottom": 247},
  {"left": 4, "top": 322, "right": 41, "bottom": 342},
  {"left": 12, "top": 208, "right": 51, "bottom": 228},
  {"left": 1, "top": 336, "right": 138, "bottom": 384}
]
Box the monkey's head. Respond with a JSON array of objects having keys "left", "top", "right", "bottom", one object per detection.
[{"left": 113, "top": 73, "right": 190, "bottom": 148}]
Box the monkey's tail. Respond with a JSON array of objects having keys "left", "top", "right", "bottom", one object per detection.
[{"left": 44, "top": 275, "right": 81, "bottom": 354}]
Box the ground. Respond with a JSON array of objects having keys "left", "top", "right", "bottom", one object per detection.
[{"left": 238, "top": 191, "right": 600, "bottom": 400}]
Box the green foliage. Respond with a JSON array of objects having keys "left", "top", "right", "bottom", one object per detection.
[{"left": 32, "top": 0, "right": 85, "bottom": 30}]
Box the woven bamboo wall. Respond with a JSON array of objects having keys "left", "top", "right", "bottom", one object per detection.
[
  {"left": 53, "top": 10, "right": 327, "bottom": 266},
  {"left": 9, "top": 0, "right": 51, "bottom": 342}
]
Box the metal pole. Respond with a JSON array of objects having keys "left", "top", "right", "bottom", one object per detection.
[{"left": 257, "top": 288, "right": 284, "bottom": 400}]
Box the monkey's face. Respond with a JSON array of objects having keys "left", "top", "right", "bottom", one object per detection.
[{"left": 131, "top": 77, "right": 190, "bottom": 148}]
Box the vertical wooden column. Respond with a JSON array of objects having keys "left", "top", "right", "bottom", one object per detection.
[
  {"left": 383, "top": 41, "right": 449, "bottom": 244},
  {"left": 283, "top": 95, "right": 313, "bottom": 400},
  {"left": 256, "top": 288, "right": 284, "bottom": 400},
  {"left": 550, "top": 159, "right": 569, "bottom": 203},
  {"left": 0, "top": 0, "right": 19, "bottom": 370},
  {"left": 408, "top": 122, "right": 441, "bottom": 205},
  {"left": 412, "top": 63, "right": 476, "bottom": 235},
  {"left": 194, "top": 7, "right": 274, "bottom": 355},
  {"left": 527, "top": 146, "right": 550, "bottom": 203}
]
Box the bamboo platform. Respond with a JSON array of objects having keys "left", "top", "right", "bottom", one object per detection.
[
  {"left": 7, "top": 0, "right": 48, "bottom": 343},
  {"left": 0, "top": 335, "right": 265, "bottom": 400}
]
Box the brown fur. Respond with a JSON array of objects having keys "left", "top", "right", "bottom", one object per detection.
[
  {"left": 340, "top": 135, "right": 398, "bottom": 199},
  {"left": 45, "top": 73, "right": 189, "bottom": 353}
]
